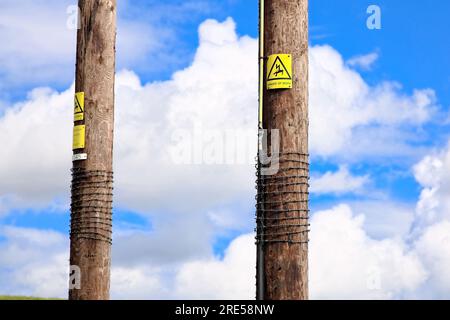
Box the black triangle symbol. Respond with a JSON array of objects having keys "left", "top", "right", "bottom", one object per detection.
[
  {"left": 267, "top": 56, "right": 291, "bottom": 81},
  {"left": 74, "top": 96, "right": 83, "bottom": 114}
]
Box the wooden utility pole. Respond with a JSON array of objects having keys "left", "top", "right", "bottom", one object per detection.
[
  {"left": 256, "top": 0, "right": 309, "bottom": 300},
  {"left": 69, "top": 0, "right": 116, "bottom": 300}
]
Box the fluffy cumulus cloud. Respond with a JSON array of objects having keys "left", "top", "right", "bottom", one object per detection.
[
  {"left": 310, "top": 45, "right": 437, "bottom": 159},
  {"left": 0, "top": 0, "right": 194, "bottom": 97},
  {"left": 309, "top": 205, "right": 426, "bottom": 299},
  {"left": 347, "top": 52, "right": 379, "bottom": 70},
  {"left": 413, "top": 146, "right": 450, "bottom": 229},
  {"left": 0, "top": 0, "right": 77, "bottom": 92},
  {"left": 307, "top": 141, "right": 450, "bottom": 299},
  {"left": 0, "top": 226, "right": 69, "bottom": 298},
  {"left": 113, "top": 17, "right": 258, "bottom": 214},
  {"left": 111, "top": 266, "right": 165, "bottom": 300},
  {"left": 0, "top": 226, "right": 255, "bottom": 300},
  {"left": 310, "top": 166, "right": 370, "bottom": 195},
  {"left": 311, "top": 142, "right": 450, "bottom": 299},
  {"left": 410, "top": 144, "right": 450, "bottom": 298},
  {"left": 174, "top": 234, "right": 255, "bottom": 300},
  {"left": 0, "top": 17, "right": 448, "bottom": 299},
  {"left": 0, "top": 86, "right": 73, "bottom": 211}
]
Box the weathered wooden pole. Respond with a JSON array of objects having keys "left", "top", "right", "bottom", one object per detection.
[
  {"left": 69, "top": 0, "right": 116, "bottom": 300},
  {"left": 256, "top": 0, "right": 309, "bottom": 300}
]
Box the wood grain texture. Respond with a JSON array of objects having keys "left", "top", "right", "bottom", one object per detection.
[
  {"left": 262, "top": 0, "right": 309, "bottom": 300},
  {"left": 69, "top": 0, "right": 116, "bottom": 300}
]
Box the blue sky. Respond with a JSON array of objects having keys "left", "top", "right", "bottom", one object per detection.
[
  {"left": 1, "top": 0, "right": 450, "bottom": 299},
  {"left": 311, "top": 1, "right": 450, "bottom": 106}
]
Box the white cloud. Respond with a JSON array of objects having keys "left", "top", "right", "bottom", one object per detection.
[
  {"left": 407, "top": 142, "right": 450, "bottom": 298},
  {"left": 0, "top": 225, "right": 255, "bottom": 300},
  {"left": 349, "top": 201, "right": 415, "bottom": 240},
  {"left": 0, "top": 0, "right": 77, "bottom": 92},
  {"left": 309, "top": 204, "right": 427, "bottom": 299},
  {"left": 174, "top": 234, "right": 255, "bottom": 300},
  {"left": 111, "top": 266, "right": 164, "bottom": 300},
  {"left": 0, "top": 0, "right": 186, "bottom": 96},
  {"left": 0, "top": 226, "right": 69, "bottom": 298},
  {"left": 114, "top": 18, "right": 258, "bottom": 214},
  {"left": 0, "top": 86, "right": 73, "bottom": 209},
  {"left": 170, "top": 200, "right": 444, "bottom": 300},
  {"left": 166, "top": 200, "right": 447, "bottom": 300},
  {"left": 347, "top": 52, "right": 379, "bottom": 70},
  {"left": 310, "top": 166, "right": 369, "bottom": 195},
  {"left": 308, "top": 141, "right": 450, "bottom": 299},
  {"left": 414, "top": 221, "right": 450, "bottom": 298},
  {"left": 112, "top": 216, "right": 214, "bottom": 267},
  {"left": 309, "top": 45, "right": 437, "bottom": 159},
  {"left": 413, "top": 143, "right": 450, "bottom": 230}
]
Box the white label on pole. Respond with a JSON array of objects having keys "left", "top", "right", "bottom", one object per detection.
[{"left": 72, "top": 153, "right": 88, "bottom": 162}]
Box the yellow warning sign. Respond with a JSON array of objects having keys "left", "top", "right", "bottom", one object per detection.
[
  {"left": 73, "top": 125, "right": 85, "bottom": 150},
  {"left": 74, "top": 92, "right": 85, "bottom": 121},
  {"left": 266, "top": 54, "right": 292, "bottom": 90}
]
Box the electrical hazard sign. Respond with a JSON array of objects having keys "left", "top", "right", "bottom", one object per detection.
[
  {"left": 266, "top": 54, "right": 292, "bottom": 90},
  {"left": 72, "top": 125, "right": 86, "bottom": 150},
  {"left": 74, "top": 92, "right": 85, "bottom": 121}
]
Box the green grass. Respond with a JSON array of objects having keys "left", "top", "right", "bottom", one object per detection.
[{"left": 0, "top": 295, "right": 63, "bottom": 300}]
